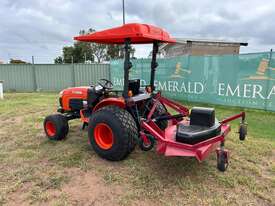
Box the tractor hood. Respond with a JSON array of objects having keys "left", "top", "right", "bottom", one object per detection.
[{"left": 74, "top": 23, "right": 176, "bottom": 44}]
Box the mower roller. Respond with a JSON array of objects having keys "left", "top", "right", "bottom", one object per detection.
[{"left": 44, "top": 23, "right": 247, "bottom": 172}]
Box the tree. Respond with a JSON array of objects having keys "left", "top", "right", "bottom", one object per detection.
[
  {"left": 91, "top": 43, "right": 107, "bottom": 63},
  {"left": 9, "top": 59, "right": 28, "bottom": 64},
  {"left": 54, "top": 28, "right": 135, "bottom": 63},
  {"left": 88, "top": 28, "right": 109, "bottom": 63},
  {"left": 107, "top": 45, "right": 121, "bottom": 59},
  {"left": 54, "top": 56, "right": 63, "bottom": 64},
  {"left": 73, "top": 42, "right": 94, "bottom": 63},
  {"left": 63, "top": 46, "right": 74, "bottom": 63}
]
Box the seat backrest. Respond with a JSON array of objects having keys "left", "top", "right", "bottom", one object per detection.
[
  {"left": 128, "top": 79, "right": 140, "bottom": 96},
  {"left": 190, "top": 107, "right": 215, "bottom": 127}
]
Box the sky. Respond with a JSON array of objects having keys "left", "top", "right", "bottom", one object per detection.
[{"left": 0, "top": 0, "right": 275, "bottom": 63}]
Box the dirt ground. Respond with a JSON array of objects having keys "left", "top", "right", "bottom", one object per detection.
[{"left": 0, "top": 93, "right": 274, "bottom": 206}]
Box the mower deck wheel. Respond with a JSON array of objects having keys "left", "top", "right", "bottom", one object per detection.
[
  {"left": 217, "top": 150, "right": 228, "bottom": 172},
  {"left": 239, "top": 124, "right": 247, "bottom": 141},
  {"left": 150, "top": 101, "right": 168, "bottom": 130},
  {"left": 139, "top": 134, "right": 155, "bottom": 151},
  {"left": 88, "top": 106, "right": 138, "bottom": 161},
  {"left": 44, "top": 114, "right": 69, "bottom": 140}
]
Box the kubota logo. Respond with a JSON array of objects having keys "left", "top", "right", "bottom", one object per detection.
[{"left": 72, "top": 91, "right": 83, "bottom": 95}]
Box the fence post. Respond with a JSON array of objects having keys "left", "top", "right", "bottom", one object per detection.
[
  {"left": 108, "top": 63, "right": 111, "bottom": 81},
  {"left": 32, "top": 56, "right": 38, "bottom": 91},
  {"left": 264, "top": 49, "right": 273, "bottom": 110},
  {"left": 0, "top": 80, "right": 3, "bottom": 99},
  {"left": 71, "top": 64, "right": 76, "bottom": 87}
]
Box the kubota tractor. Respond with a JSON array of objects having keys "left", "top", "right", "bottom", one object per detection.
[{"left": 44, "top": 23, "right": 247, "bottom": 171}]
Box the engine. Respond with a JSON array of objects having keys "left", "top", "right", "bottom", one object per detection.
[{"left": 59, "top": 87, "right": 89, "bottom": 112}]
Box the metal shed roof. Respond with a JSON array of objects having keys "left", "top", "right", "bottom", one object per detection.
[{"left": 159, "top": 38, "right": 248, "bottom": 50}]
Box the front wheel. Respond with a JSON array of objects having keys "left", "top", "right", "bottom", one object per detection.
[
  {"left": 88, "top": 106, "right": 138, "bottom": 161},
  {"left": 44, "top": 114, "right": 69, "bottom": 140}
]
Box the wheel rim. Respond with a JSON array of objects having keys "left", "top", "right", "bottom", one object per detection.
[
  {"left": 142, "top": 139, "right": 151, "bottom": 148},
  {"left": 45, "top": 121, "right": 56, "bottom": 137},
  {"left": 94, "top": 123, "right": 114, "bottom": 150}
]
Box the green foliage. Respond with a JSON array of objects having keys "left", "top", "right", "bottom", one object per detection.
[
  {"left": 9, "top": 59, "right": 29, "bottom": 64},
  {"left": 54, "top": 28, "right": 135, "bottom": 64},
  {"left": 54, "top": 56, "right": 63, "bottom": 64}
]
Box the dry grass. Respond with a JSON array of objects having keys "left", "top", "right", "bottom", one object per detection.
[{"left": 0, "top": 93, "right": 274, "bottom": 206}]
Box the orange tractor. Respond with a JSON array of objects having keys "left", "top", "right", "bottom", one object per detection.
[{"left": 44, "top": 23, "right": 247, "bottom": 171}]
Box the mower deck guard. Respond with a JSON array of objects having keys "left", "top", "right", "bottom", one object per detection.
[{"left": 158, "top": 123, "right": 228, "bottom": 161}]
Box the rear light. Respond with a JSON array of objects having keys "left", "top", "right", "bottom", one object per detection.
[
  {"left": 128, "top": 90, "right": 133, "bottom": 97},
  {"left": 146, "top": 86, "right": 152, "bottom": 93}
]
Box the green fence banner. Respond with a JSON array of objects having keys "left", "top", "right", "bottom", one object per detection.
[{"left": 110, "top": 51, "right": 275, "bottom": 111}]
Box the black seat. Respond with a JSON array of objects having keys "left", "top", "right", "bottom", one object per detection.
[
  {"left": 176, "top": 107, "right": 221, "bottom": 145},
  {"left": 128, "top": 79, "right": 140, "bottom": 96},
  {"left": 176, "top": 123, "right": 221, "bottom": 145}
]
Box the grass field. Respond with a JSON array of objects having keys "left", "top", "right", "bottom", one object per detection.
[{"left": 0, "top": 93, "right": 274, "bottom": 206}]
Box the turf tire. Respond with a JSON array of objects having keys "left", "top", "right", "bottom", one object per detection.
[
  {"left": 239, "top": 124, "right": 247, "bottom": 141},
  {"left": 88, "top": 106, "right": 138, "bottom": 161},
  {"left": 44, "top": 114, "right": 69, "bottom": 140},
  {"left": 217, "top": 151, "right": 228, "bottom": 172}
]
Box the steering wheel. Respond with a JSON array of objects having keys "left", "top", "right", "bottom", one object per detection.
[{"left": 97, "top": 79, "right": 113, "bottom": 90}]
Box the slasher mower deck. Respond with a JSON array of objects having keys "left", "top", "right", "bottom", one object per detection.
[{"left": 44, "top": 23, "right": 247, "bottom": 172}]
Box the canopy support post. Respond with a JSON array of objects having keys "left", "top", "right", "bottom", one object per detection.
[
  {"left": 150, "top": 42, "right": 159, "bottom": 92},
  {"left": 123, "top": 38, "right": 132, "bottom": 98}
]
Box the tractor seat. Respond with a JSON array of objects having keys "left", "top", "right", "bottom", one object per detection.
[
  {"left": 176, "top": 107, "right": 221, "bottom": 145},
  {"left": 176, "top": 123, "right": 221, "bottom": 145},
  {"left": 128, "top": 79, "right": 140, "bottom": 96}
]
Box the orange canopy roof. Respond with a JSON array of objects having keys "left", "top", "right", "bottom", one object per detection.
[{"left": 74, "top": 23, "right": 176, "bottom": 44}]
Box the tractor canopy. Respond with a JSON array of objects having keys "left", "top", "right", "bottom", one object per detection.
[{"left": 74, "top": 23, "right": 176, "bottom": 44}]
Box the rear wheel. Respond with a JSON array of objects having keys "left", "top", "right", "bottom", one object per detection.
[
  {"left": 153, "top": 102, "right": 168, "bottom": 130},
  {"left": 44, "top": 114, "right": 69, "bottom": 140},
  {"left": 88, "top": 106, "right": 138, "bottom": 161}
]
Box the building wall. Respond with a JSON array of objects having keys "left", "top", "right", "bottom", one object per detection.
[
  {"left": 162, "top": 42, "right": 241, "bottom": 57},
  {"left": 190, "top": 42, "right": 240, "bottom": 55}
]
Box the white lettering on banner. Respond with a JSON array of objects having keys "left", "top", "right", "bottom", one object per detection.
[
  {"left": 252, "top": 84, "right": 265, "bottom": 99},
  {"left": 226, "top": 84, "right": 240, "bottom": 97},
  {"left": 194, "top": 82, "right": 204, "bottom": 94},
  {"left": 218, "top": 83, "right": 225, "bottom": 96},
  {"left": 154, "top": 80, "right": 204, "bottom": 94},
  {"left": 158, "top": 81, "right": 167, "bottom": 91},
  {"left": 113, "top": 78, "right": 124, "bottom": 86},
  {"left": 218, "top": 83, "right": 275, "bottom": 100},
  {"left": 267, "top": 86, "right": 275, "bottom": 99},
  {"left": 112, "top": 77, "right": 275, "bottom": 101},
  {"left": 243, "top": 84, "right": 252, "bottom": 98}
]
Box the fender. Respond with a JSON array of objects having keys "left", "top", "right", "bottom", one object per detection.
[{"left": 93, "top": 97, "right": 126, "bottom": 112}]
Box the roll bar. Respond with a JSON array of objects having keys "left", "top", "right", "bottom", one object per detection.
[{"left": 122, "top": 40, "right": 159, "bottom": 98}]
